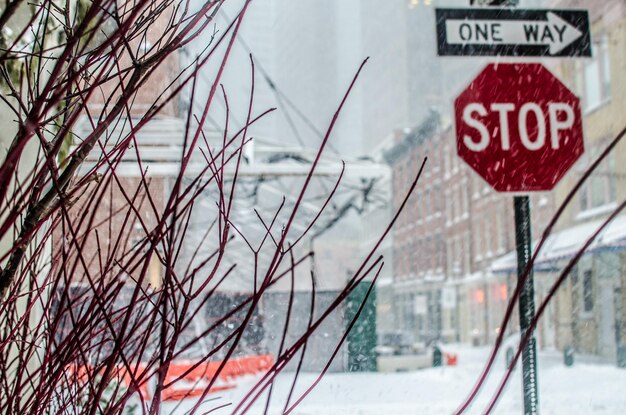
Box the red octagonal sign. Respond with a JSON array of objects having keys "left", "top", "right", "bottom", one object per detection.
[{"left": 455, "top": 63, "right": 584, "bottom": 192}]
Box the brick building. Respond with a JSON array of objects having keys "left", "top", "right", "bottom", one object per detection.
[
  {"left": 386, "top": 112, "right": 556, "bottom": 346},
  {"left": 53, "top": 0, "right": 186, "bottom": 290},
  {"left": 385, "top": 112, "right": 446, "bottom": 344}
]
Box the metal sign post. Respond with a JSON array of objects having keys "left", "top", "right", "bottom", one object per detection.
[
  {"left": 454, "top": 62, "right": 587, "bottom": 414},
  {"left": 444, "top": 2, "right": 589, "bottom": 412},
  {"left": 514, "top": 195, "right": 539, "bottom": 415}
]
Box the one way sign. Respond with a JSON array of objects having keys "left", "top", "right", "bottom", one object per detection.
[{"left": 436, "top": 8, "right": 591, "bottom": 57}]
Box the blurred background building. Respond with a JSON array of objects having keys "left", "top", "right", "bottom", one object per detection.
[{"left": 178, "top": 0, "right": 626, "bottom": 368}]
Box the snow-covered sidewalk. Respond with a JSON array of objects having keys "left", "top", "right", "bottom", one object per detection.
[{"left": 162, "top": 345, "right": 626, "bottom": 414}]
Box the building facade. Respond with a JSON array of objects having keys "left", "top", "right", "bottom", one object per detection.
[
  {"left": 386, "top": 112, "right": 556, "bottom": 347},
  {"left": 383, "top": 0, "right": 626, "bottom": 363},
  {"left": 547, "top": 0, "right": 626, "bottom": 362}
]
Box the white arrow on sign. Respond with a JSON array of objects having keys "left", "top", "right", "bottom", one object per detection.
[{"left": 445, "top": 12, "right": 583, "bottom": 54}]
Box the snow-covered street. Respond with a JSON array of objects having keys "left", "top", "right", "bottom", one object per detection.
[{"left": 162, "top": 345, "right": 626, "bottom": 414}]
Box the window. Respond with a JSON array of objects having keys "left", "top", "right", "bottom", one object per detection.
[
  {"left": 577, "top": 34, "right": 611, "bottom": 112},
  {"left": 452, "top": 151, "right": 459, "bottom": 173},
  {"left": 432, "top": 146, "right": 440, "bottom": 172},
  {"left": 582, "top": 270, "right": 593, "bottom": 314},
  {"left": 484, "top": 218, "right": 492, "bottom": 256},
  {"left": 449, "top": 185, "right": 456, "bottom": 220},
  {"left": 578, "top": 149, "right": 617, "bottom": 216},
  {"left": 463, "top": 232, "right": 471, "bottom": 273},
  {"left": 496, "top": 208, "right": 506, "bottom": 253},
  {"left": 584, "top": 58, "right": 601, "bottom": 109},
  {"left": 436, "top": 236, "right": 445, "bottom": 271},
  {"left": 417, "top": 239, "right": 424, "bottom": 271},
  {"left": 424, "top": 189, "right": 431, "bottom": 218},
  {"left": 445, "top": 190, "right": 452, "bottom": 222},
  {"left": 409, "top": 0, "right": 433, "bottom": 9},
  {"left": 472, "top": 174, "right": 483, "bottom": 199},
  {"left": 454, "top": 185, "right": 461, "bottom": 220},
  {"left": 425, "top": 236, "right": 432, "bottom": 271},
  {"left": 416, "top": 193, "right": 422, "bottom": 221},
  {"left": 570, "top": 265, "right": 579, "bottom": 286},
  {"left": 454, "top": 236, "right": 462, "bottom": 271},
  {"left": 447, "top": 239, "right": 454, "bottom": 276},
  {"left": 462, "top": 181, "right": 469, "bottom": 217},
  {"left": 433, "top": 185, "right": 442, "bottom": 213},
  {"left": 474, "top": 220, "right": 483, "bottom": 260}
]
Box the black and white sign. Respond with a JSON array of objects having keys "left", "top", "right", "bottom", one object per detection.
[{"left": 436, "top": 8, "right": 591, "bottom": 57}]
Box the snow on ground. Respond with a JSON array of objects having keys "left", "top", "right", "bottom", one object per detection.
[{"left": 162, "top": 345, "right": 626, "bottom": 414}]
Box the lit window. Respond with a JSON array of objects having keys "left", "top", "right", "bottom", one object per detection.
[
  {"left": 499, "top": 284, "right": 508, "bottom": 301},
  {"left": 408, "top": 0, "right": 432, "bottom": 8},
  {"left": 473, "top": 289, "right": 485, "bottom": 304}
]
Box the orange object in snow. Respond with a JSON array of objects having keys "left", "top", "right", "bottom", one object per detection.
[
  {"left": 161, "top": 354, "right": 275, "bottom": 401},
  {"left": 445, "top": 352, "right": 458, "bottom": 366},
  {"left": 65, "top": 354, "right": 275, "bottom": 402}
]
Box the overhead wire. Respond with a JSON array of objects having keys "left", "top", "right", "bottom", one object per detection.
[
  {"left": 216, "top": 9, "right": 341, "bottom": 155},
  {"left": 180, "top": 5, "right": 385, "bottom": 261}
]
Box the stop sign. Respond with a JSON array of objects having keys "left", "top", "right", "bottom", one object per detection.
[{"left": 454, "top": 63, "right": 584, "bottom": 192}]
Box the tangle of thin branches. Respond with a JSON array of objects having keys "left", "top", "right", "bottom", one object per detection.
[{"left": 0, "top": 0, "right": 422, "bottom": 414}]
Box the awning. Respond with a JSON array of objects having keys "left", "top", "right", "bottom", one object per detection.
[{"left": 491, "top": 213, "right": 626, "bottom": 274}]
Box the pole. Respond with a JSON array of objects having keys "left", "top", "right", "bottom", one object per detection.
[{"left": 514, "top": 196, "right": 539, "bottom": 415}]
